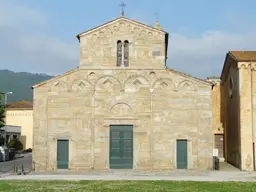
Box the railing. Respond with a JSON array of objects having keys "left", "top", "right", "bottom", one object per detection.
[{"left": 0, "top": 164, "right": 33, "bottom": 175}]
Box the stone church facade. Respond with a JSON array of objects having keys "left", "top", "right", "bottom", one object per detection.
[{"left": 32, "top": 16, "right": 213, "bottom": 172}]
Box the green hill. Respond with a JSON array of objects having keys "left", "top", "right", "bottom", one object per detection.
[{"left": 0, "top": 70, "right": 53, "bottom": 103}]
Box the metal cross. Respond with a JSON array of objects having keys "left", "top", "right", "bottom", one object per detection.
[
  {"left": 119, "top": 2, "right": 126, "bottom": 16},
  {"left": 154, "top": 12, "right": 158, "bottom": 21}
]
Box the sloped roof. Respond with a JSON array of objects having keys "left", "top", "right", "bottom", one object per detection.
[
  {"left": 221, "top": 51, "right": 256, "bottom": 82},
  {"left": 32, "top": 67, "right": 79, "bottom": 89},
  {"left": 207, "top": 76, "right": 220, "bottom": 80},
  {"left": 6, "top": 100, "right": 33, "bottom": 109},
  {"left": 76, "top": 16, "right": 168, "bottom": 40},
  {"left": 229, "top": 51, "right": 256, "bottom": 61},
  {"left": 166, "top": 68, "right": 212, "bottom": 86}
]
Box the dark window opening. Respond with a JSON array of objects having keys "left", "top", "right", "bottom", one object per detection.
[
  {"left": 117, "top": 40, "right": 122, "bottom": 66},
  {"left": 124, "top": 40, "right": 129, "bottom": 67}
]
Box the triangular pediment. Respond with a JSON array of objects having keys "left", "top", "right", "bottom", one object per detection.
[{"left": 77, "top": 16, "right": 167, "bottom": 40}]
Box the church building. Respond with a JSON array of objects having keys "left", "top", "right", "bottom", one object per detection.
[{"left": 32, "top": 14, "right": 213, "bottom": 172}]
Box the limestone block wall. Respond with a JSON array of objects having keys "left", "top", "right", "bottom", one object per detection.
[
  {"left": 252, "top": 67, "right": 256, "bottom": 170},
  {"left": 211, "top": 83, "right": 223, "bottom": 135},
  {"left": 79, "top": 18, "right": 167, "bottom": 69},
  {"left": 33, "top": 68, "right": 213, "bottom": 172},
  {"left": 33, "top": 87, "right": 49, "bottom": 171},
  {"left": 221, "top": 59, "right": 241, "bottom": 169}
]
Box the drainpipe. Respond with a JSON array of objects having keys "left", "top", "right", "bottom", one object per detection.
[{"left": 250, "top": 62, "right": 255, "bottom": 170}]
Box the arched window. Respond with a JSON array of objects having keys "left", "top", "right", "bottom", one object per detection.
[
  {"left": 117, "top": 40, "right": 122, "bottom": 66},
  {"left": 124, "top": 40, "right": 129, "bottom": 67},
  {"left": 229, "top": 77, "right": 233, "bottom": 98}
]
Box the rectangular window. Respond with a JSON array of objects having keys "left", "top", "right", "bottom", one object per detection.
[{"left": 152, "top": 50, "right": 161, "bottom": 56}]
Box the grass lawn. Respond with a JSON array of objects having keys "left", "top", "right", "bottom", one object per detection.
[{"left": 0, "top": 180, "right": 256, "bottom": 192}]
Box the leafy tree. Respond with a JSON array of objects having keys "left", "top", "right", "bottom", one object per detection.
[
  {"left": 0, "top": 96, "right": 5, "bottom": 146},
  {"left": 7, "top": 139, "right": 23, "bottom": 150},
  {"left": 0, "top": 136, "right": 5, "bottom": 146},
  {"left": 0, "top": 96, "right": 5, "bottom": 128}
]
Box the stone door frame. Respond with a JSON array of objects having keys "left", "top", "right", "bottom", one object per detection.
[{"left": 103, "top": 118, "right": 138, "bottom": 169}]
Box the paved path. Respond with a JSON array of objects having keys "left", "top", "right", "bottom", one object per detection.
[
  {"left": 1, "top": 160, "right": 256, "bottom": 182},
  {"left": 0, "top": 153, "right": 32, "bottom": 175},
  {"left": 1, "top": 170, "right": 256, "bottom": 182}
]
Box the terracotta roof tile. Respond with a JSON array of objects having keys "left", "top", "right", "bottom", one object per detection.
[
  {"left": 229, "top": 51, "right": 256, "bottom": 61},
  {"left": 6, "top": 100, "right": 33, "bottom": 109}
]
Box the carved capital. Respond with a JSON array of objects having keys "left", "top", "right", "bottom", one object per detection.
[{"left": 252, "top": 63, "right": 256, "bottom": 71}]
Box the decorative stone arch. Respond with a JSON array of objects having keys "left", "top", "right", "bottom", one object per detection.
[
  {"left": 124, "top": 75, "right": 150, "bottom": 92},
  {"left": 70, "top": 79, "right": 93, "bottom": 92},
  {"left": 152, "top": 78, "right": 175, "bottom": 91},
  {"left": 109, "top": 102, "right": 135, "bottom": 118},
  {"left": 124, "top": 75, "right": 150, "bottom": 85},
  {"left": 238, "top": 63, "right": 247, "bottom": 70},
  {"left": 103, "top": 100, "right": 138, "bottom": 170},
  {"left": 177, "top": 79, "right": 196, "bottom": 92},
  {"left": 94, "top": 75, "right": 122, "bottom": 91},
  {"left": 252, "top": 63, "right": 256, "bottom": 70},
  {"left": 49, "top": 80, "right": 68, "bottom": 92}
]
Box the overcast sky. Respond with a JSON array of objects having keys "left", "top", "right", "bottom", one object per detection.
[{"left": 0, "top": 0, "right": 256, "bottom": 78}]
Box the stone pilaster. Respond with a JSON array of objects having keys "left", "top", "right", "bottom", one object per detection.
[{"left": 238, "top": 62, "right": 254, "bottom": 171}]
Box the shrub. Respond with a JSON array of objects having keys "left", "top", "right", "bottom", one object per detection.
[
  {"left": 23, "top": 148, "right": 32, "bottom": 153},
  {"left": 0, "top": 136, "right": 5, "bottom": 146},
  {"left": 7, "top": 139, "right": 23, "bottom": 151}
]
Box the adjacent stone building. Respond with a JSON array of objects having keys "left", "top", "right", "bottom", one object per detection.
[
  {"left": 207, "top": 77, "right": 224, "bottom": 161},
  {"left": 221, "top": 51, "right": 256, "bottom": 171},
  {"left": 32, "top": 15, "right": 213, "bottom": 172}
]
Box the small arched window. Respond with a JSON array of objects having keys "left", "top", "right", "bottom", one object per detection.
[
  {"left": 117, "top": 40, "right": 122, "bottom": 66},
  {"left": 124, "top": 40, "right": 129, "bottom": 67}
]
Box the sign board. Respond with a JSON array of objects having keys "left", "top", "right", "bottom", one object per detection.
[{"left": 213, "top": 148, "right": 218, "bottom": 157}]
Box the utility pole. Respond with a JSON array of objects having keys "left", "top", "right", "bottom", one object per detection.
[{"left": 0, "top": 92, "right": 13, "bottom": 146}]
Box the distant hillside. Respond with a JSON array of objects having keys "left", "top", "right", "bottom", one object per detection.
[{"left": 0, "top": 70, "right": 53, "bottom": 103}]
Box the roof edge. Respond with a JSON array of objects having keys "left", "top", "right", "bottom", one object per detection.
[
  {"left": 220, "top": 52, "right": 237, "bottom": 83},
  {"left": 166, "top": 68, "right": 213, "bottom": 86},
  {"left": 32, "top": 67, "right": 79, "bottom": 89},
  {"left": 76, "top": 16, "right": 168, "bottom": 40}
]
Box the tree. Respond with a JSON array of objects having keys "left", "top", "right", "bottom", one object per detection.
[
  {"left": 7, "top": 139, "right": 23, "bottom": 150},
  {"left": 0, "top": 96, "right": 5, "bottom": 128},
  {"left": 0, "top": 136, "right": 5, "bottom": 146}
]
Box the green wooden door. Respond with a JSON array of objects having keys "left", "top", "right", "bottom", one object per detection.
[
  {"left": 110, "top": 125, "right": 133, "bottom": 169},
  {"left": 57, "top": 140, "right": 69, "bottom": 169},
  {"left": 176, "top": 140, "right": 188, "bottom": 169}
]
